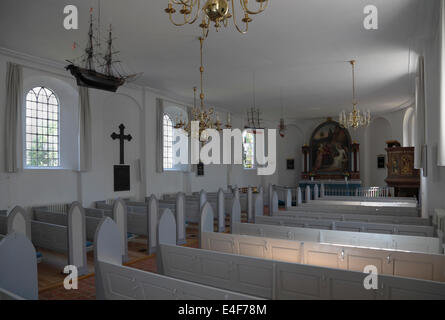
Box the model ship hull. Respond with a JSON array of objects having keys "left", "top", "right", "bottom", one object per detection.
[{"left": 66, "top": 65, "right": 126, "bottom": 92}]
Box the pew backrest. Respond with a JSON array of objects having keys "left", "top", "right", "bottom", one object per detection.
[
  {"left": 255, "top": 215, "right": 435, "bottom": 237},
  {"left": 0, "top": 206, "right": 30, "bottom": 240},
  {"left": 0, "top": 233, "right": 38, "bottom": 300},
  {"left": 201, "top": 230, "right": 445, "bottom": 283},
  {"left": 232, "top": 222, "right": 442, "bottom": 254},
  {"left": 95, "top": 216, "right": 260, "bottom": 300},
  {"left": 160, "top": 242, "right": 445, "bottom": 300},
  {"left": 113, "top": 199, "right": 128, "bottom": 262},
  {"left": 274, "top": 210, "right": 430, "bottom": 226},
  {"left": 67, "top": 202, "right": 88, "bottom": 275}
]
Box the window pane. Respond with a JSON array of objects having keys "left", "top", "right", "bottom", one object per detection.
[
  {"left": 163, "top": 114, "right": 174, "bottom": 170},
  {"left": 243, "top": 129, "right": 256, "bottom": 169},
  {"left": 25, "top": 87, "right": 60, "bottom": 168}
]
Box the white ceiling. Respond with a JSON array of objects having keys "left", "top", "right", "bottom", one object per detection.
[{"left": 0, "top": 0, "right": 438, "bottom": 120}]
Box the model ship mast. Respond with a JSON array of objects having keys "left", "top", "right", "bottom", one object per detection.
[
  {"left": 66, "top": 10, "right": 140, "bottom": 92},
  {"left": 246, "top": 107, "right": 262, "bottom": 129}
]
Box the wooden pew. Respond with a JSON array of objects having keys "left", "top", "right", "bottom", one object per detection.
[
  {"left": 308, "top": 199, "right": 417, "bottom": 209},
  {"left": 0, "top": 232, "right": 38, "bottom": 300},
  {"left": 232, "top": 221, "right": 442, "bottom": 255},
  {"left": 271, "top": 191, "right": 420, "bottom": 217},
  {"left": 158, "top": 203, "right": 445, "bottom": 300},
  {"left": 94, "top": 213, "right": 261, "bottom": 300},
  {"left": 201, "top": 202, "right": 445, "bottom": 283},
  {"left": 95, "top": 196, "right": 159, "bottom": 254},
  {"left": 254, "top": 215, "right": 435, "bottom": 237},
  {"left": 85, "top": 199, "right": 130, "bottom": 262},
  {"left": 31, "top": 202, "right": 89, "bottom": 275},
  {"left": 320, "top": 196, "right": 418, "bottom": 205},
  {"left": 0, "top": 206, "right": 42, "bottom": 263},
  {"left": 233, "top": 197, "right": 441, "bottom": 254},
  {"left": 274, "top": 209, "right": 431, "bottom": 226},
  {"left": 161, "top": 190, "right": 229, "bottom": 232},
  {"left": 95, "top": 201, "right": 148, "bottom": 237},
  {"left": 146, "top": 193, "right": 187, "bottom": 245},
  {"left": 200, "top": 204, "right": 445, "bottom": 283}
]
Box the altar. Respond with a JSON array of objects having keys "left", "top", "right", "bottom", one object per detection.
[{"left": 298, "top": 119, "right": 362, "bottom": 199}]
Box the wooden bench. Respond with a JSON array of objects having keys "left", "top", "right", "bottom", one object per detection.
[
  {"left": 0, "top": 206, "right": 42, "bottom": 263},
  {"left": 96, "top": 196, "right": 160, "bottom": 254},
  {"left": 0, "top": 232, "right": 38, "bottom": 300},
  {"left": 273, "top": 209, "right": 431, "bottom": 226},
  {"left": 255, "top": 215, "right": 435, "bottom": 237},
  {"left": 232, "top": 196, "right": 441, "bottom": 254},
  {"left": 200, "top": 204, "right": 445, "bottom": 283},
  {"left": 31, "top": 202, "right": 89, "bottom": 275},
  {"left": 272, "top": 191, "right": 419, "bottom": 217},
  {"left": 94, "top": 213, "right": 261, "bottom": 300},
  {"left": 158, "top": 204, "right": 445, "bottom": 300}
]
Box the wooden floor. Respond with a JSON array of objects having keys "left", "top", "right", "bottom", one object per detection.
[
  {"left": 37, "top": 208, "right": 268, "bottom": 300},
  {"left": 38, "top": 228, "right": 200, "bottom": 300}
]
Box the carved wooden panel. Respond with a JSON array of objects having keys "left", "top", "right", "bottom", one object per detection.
[{"left": 385, "top": 146, "right": 420, "bottom": 197}]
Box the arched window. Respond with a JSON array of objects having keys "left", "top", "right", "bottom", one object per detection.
[
  {"left": 25, "top": 87, "right": 60, "bottom": 167},
  {"left": 163, "top": 114, "right": 174, "bottom": 169},
  {"left": 243, "top": 129, "right": 256, "bottom": 169}
]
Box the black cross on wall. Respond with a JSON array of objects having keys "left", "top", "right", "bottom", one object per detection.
[{"left": 111, "top": 124, "right": 132, "bottom": 165}]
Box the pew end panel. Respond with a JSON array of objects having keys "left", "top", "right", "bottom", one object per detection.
[
  {"left": 113, "top": 199, "right": 129, "bottom": 263},
  {"left": 0, "top": 232, "right": 38, "bottom": 300}
]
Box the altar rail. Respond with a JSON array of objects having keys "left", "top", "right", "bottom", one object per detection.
[{"left": 274, "top": 185, "right": 415, "bottom": 204}]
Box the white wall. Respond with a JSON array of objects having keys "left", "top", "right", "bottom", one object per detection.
[
  {"left": 0, "top": 51, "right": 267, "bottom": 210},
  {"left": 367, "top": 117, "right": 392, "bottom": 187},
  {"left": 0, "top": 48, "right": 432, "bottom": 210},
  {"left": 421, "top": 16, "right": 445, "bottom": 216}
]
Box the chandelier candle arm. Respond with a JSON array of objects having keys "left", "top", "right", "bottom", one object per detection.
[
  {"left": 339, "top": 60, "right": 371, "bottom": 129},
  {"left": 164, "top": 0, "right": 268, "bottom": 36}
]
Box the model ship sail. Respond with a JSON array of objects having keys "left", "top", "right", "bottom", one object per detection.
[{"left": 66, "top": 13, "right": 140, "bottom": 92}]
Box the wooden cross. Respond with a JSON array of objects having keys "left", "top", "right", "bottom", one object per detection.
[{"left": 111, "top": 124, "right": 132, "bottom": 165}]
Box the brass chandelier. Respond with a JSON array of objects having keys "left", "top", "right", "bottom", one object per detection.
[
  {"left": 174, "top": 37, "right": 232, "bottom": 142},
  {"left": 164, "top": 0, "right": 269, "bottom": 37},
  {"left": 339, "top": 60, "right": 371, "bottom": 129}
]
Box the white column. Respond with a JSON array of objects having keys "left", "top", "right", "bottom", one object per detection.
[
  {"left": 297, "top": 187, "right": 302, "bottom": 206},
  {"left": 305, "top": 185, "right": 311, "bottom": 202},
  {"left": 268, "top": 183, "right": 273, "bottom": 208},
  {"left": 314, "top": 184, "right": 319, "bottom": 200},
  {"left": 285, "top": 189, "right": 292, "bottom": 209},
  {"left": 320, "top": 184, "right": 325, "bottom": 198},
  {"left": 247, "top": 186, "right": 253, "bottom": 223},
  {"left": 217, "top": 188, "right": 225, "bottom": 232}
]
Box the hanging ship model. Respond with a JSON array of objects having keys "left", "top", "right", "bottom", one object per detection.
[{"left": 66, "top": 13, "right": 140, "bottom": 92}]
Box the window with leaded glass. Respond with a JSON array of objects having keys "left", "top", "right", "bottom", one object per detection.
[
  {"left": 25, "top": 87, "right": 60, "bottom": 167},
  {"left": 163, "top": 114, "right": 174, "bottom": 169}
]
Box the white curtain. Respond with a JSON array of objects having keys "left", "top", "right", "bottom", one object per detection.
[
  {"left": 438, "top": 0, "right": 445, "bottom": 166},
  {"left": 156, "top": 98, "right": 164, "bottom": 173},
  {"left": 4, "top": 62, "right": 23, "bottom": 173},
  {"left": 414, "top": 56, "right": 426, "bottom": 172},
  {"left": 78, "top": 87, "right": 92, "bottom": 171}
]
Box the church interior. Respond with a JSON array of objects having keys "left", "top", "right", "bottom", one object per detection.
[{"left": 1, "top": 0, "right": 445, "bottom": 302}]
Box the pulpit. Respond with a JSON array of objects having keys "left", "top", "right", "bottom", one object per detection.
[{"left": 384, "top": 141, "right": 420, "bottom": 198}]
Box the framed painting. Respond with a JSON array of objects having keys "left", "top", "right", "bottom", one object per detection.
[{"left": 309, "top": 120, "right": 352, "bottom": 174}]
